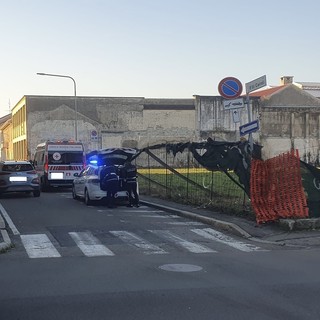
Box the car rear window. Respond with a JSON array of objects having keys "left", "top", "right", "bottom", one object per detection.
[{"left": 2, "top": 164, "right": 34, "bottom": 172}]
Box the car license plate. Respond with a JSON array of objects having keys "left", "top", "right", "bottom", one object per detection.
[
  {"left": 51, "top": 172, "right": 63, "bottom": 179},
  {"left": 10, "top": 177, "right": 27, "bottom": 182}
]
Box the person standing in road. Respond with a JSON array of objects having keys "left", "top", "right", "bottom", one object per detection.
[
  {"left": 100, "top": 165, "right": 119, "bottom": 208},
  {"left": 123, "top": 161, "right": 139, "bottom": 207}
]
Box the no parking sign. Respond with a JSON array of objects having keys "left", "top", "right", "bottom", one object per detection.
[
  {"left": 90, "top": 130, "right": 98, "bottom": 141},
  {"left": 218, "top": 77, "right": 243, "bottom": 99}
]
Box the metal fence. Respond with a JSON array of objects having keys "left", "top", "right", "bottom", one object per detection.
[{"left": 134, "top": 144, "right": 254, "bottom": 219}]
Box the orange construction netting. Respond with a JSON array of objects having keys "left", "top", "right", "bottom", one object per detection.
[{"left": 250, "top": 149, "right": 309, "bottom": 224}]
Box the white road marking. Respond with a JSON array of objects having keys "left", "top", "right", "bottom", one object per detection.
[
  {"left": 121, "top": 210, "right": 162, "bottom": 213},
  {"left": 191, "top": 228, "right": 266, "bottom": 252},
  {"left": 0, "top": 203, "right": 20, "bottom": 235},
  {"left": 110, "top": 230, "right": 167, "bottom": 255},
  {"left": 136, "top": 214, "right": 180, "bottom": 219},
  {"left": 20, "top": 234, "right": 61, "bottom": 258},
  {"left": 150, "top": 230, "right": 216, "bottom": 253},
  {"left": 69, "top": 231, "right": 114, "bottom": 257},
  {"left": 139, "top": 215, "right": 169, "bottom": 218},
  {"left": 166, "top": 222, "right": 204, "bottom": 226}
]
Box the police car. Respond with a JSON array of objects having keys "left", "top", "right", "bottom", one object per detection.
[{"left": 72, "top": 148, "right": 138, "bottom": 205}]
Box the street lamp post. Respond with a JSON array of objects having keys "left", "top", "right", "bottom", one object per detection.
[{"left": 36, "top": 72, "right": 78, "bottom": 141}]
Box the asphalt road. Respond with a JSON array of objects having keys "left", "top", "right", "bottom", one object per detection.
[{"left": 1, "top": 190, "right": 320, "bottom": 320}]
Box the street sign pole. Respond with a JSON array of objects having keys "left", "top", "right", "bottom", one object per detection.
[
  {"left": 245, "top": 75, "right": 267, "bottom": 153},
  {"left": 246, "top": 92, "right": 253, "bottom": 151}
]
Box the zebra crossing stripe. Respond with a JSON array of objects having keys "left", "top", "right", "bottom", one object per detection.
[
  {"left": 150, "top": 230, "right": 216, "bottom": 253},
  {"left": 110, "top": 231, "right": 167, "bottom": 255},
  {"left": 69, "top": 231, "right": 114, "bottom": 257},
  {"left": 191, "top": 228, "right": 265, "bottom": 252},
  {"left": 20, "top": 234, "right": 61, "bottom": 258}
]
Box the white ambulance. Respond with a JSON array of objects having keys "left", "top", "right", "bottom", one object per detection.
[{"left": 33, "top": 140, "right": 85, "bottom": 191}]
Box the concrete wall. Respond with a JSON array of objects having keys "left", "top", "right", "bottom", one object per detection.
[
  {"left": 22, "top": 96, "right": 195, "bottom": 157},
  {"left": 11, "top": 86, "right": 320, "bottom": 164},
  {"left": 194, "top": 95, "right": 260, "bottom": 142},
  {"left": 258, "top": 85, "right": 320, "bottom": 162},
  {"left": 194, "top": 85, "right": 320, "bottom": 163},
  {"left": 260, "top": 108, "right": 320, "bottom": 162}
]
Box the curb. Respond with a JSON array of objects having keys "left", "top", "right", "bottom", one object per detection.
[
  {"left": 278, "top": 218, "right": 320, "bottom": 231},
  {"left": 0, "top": 229, "right": 12, "bottom": 252},
  {"left": 0, "top": 213, "right": 12, "bottom": 252}
]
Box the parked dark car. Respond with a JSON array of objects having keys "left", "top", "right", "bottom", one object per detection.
[{"left": 0, "top": 160, "right": 40, "bottom": 197}]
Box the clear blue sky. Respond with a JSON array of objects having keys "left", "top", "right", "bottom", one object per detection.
[{"left": 1, "top": 0, "right": 319, "bottom": 117}]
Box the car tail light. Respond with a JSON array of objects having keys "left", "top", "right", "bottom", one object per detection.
[{"left": 44, "top": 155, "right": 49, "bottom": 172}]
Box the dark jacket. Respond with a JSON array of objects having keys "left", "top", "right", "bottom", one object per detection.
[
  {"left": 123, "top": 162, "right": 137, "bottom": 183},
  {"left": 100, "top": 165, "right": 119, "bottom": 192}
]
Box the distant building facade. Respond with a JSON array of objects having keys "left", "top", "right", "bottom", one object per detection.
[
  {"left": 195, "top": 84, "right": 320, "bottom": 163},
  {"left": 5, "top": 78, "right": 320, "bottom": 164},
  {"left": 10, "top": 95, "right": 196, "bottom": 160},
  {"left": 0, "top": 114, "right": 13, "bottom": 160}
]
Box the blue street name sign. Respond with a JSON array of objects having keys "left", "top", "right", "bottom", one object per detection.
[{"left": 239, "top": 120, "right": 259, "bottom": 136}]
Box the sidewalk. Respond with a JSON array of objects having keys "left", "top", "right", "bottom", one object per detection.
[{"left": 0, "top": 210, "right": 12, "bottom": 252}]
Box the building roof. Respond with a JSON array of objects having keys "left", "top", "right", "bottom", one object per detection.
[
  {"left": 247, "top": 85, "right": 286, "bottom": 98},
  {"left": 0, "top": 114, "right": 11, "bottom": 125},
  {"left": 293, "top": 82, "right": 320, "bottom": 98},
  {"left": 258, "top": 84, "right": 320, "bottom": 107},
  {"left": 295, "top": 81, "right": 320, "bottom": 89}
]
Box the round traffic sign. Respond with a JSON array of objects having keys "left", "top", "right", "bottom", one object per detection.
[{"left": 218, "top": 77, "right": 243, "bottom": 99}]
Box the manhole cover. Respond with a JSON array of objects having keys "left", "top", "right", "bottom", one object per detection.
[{"left": 159, "top": 264, "right": 203, "bottom": 272}]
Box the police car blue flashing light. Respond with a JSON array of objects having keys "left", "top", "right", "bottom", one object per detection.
[{"left": 87, "top": 155, "right": 99, "bottom": 165}]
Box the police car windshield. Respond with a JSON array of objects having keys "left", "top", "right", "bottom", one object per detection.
[{"left": 48, "top": 151, "right": 83, "bottom": 165}]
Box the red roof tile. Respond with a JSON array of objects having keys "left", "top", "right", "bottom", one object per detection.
[{"left": 245, "top": 85, "right": 286, "bottom": 98}]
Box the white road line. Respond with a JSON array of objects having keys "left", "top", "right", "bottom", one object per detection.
[
  {"left": 191, "top": 228, "right": 266, "bottom": 252},
  {"left": 0, "top": 203, "right": 20, "bottom": 235},
  {"left": 138, "top": 214, "right": 180, "bottom": 219},
  {"left": 20, "top": 234, "right": 61, "bottom": 258},
  {"left": 122, "top": 210, "right": 162, "bottom": 213},
  {"left": 166, "top": 222, "right": 204, "bottom": 226},
  {"left": 110, "top": 230, "right": 167, "bottom": 255},
  {"left": 150, "top": 230, "right": 216, "bottom": 253},
  {"left": 139, "top": 215, "right": 169, "bottom": 218},
  {"left": 69, "top": 231, "right": 114, "bottom": 257}
]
